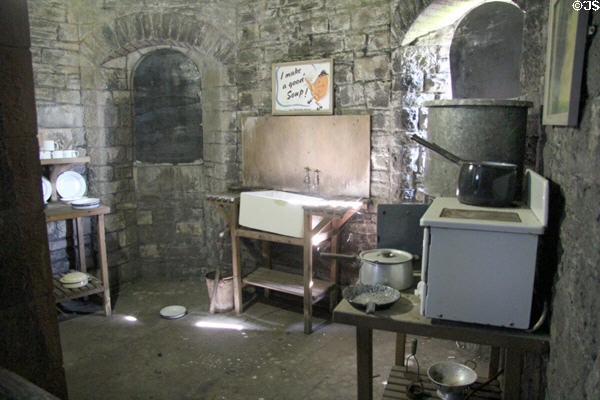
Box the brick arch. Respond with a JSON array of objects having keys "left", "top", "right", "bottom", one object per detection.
[
  {"left": 399, "top": 0, "right": 521, "bottom": 46},
  {"left": 78, "top": 12, "right": 238, "bottom": 278},
  {"left": 80, "top": 12, "right": 235, "bottom": 66}
]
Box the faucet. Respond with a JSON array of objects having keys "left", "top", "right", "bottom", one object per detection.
[
  {"left": 313, "top": 169, "right": 320, "bottom": 193},
  {"left": 304, "top": 167, "right": 311, "bottom": 192}
]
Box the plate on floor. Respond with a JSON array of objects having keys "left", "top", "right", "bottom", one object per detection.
[
  {"left": 56, "top": 171, "right": 86, "bottom": 199},
  {"left": 159, "top": 305, "right": 187, "bottom": 319},
  {"left": 42, "top": 177, "right": 52, "bottom": 203}
]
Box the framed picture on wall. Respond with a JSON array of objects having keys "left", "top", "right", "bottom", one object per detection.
[
  {"left": 542, "top": 0, "right": 588, "bottom": 126},
  {"left": 272, "top": 59, "right": 333, "bottom": 115}
]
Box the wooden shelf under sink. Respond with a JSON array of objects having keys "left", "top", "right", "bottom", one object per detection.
[{"left": 243, "top": 267, "right": 334, "bottom": 304}]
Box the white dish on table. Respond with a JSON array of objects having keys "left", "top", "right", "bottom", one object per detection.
[
  {"left": 41, "top": 177, "right": 52, "bottom": 203},
  {"left": 71, "top": 197, "right": 100, "bottom": 210},
  {"left": 56, "top": 171, "right": 86, "bottom": 199}
]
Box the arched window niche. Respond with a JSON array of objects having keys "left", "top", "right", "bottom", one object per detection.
[
  {"left": 133, "top": 49, "right": 203, "bottom": 164},
  {"left": 401, "top": 0, "right": 524, "bottom": 99}
]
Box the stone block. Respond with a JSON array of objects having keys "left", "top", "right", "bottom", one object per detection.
[
  {"left": 58, "top": 23, "right": 78, "bottom": 42},
  {"left": 345, "top": 33, "right": 366, "bottom": 52},
  {"left": 137, "top": 210, "right": 152, "bottom": 225},
  {"left": 174, "top": 165, "right": 205, "bottom": 193},
  {"left": 41, "top": 48, "right": 79, "bottom": 67},
  {"left": 371, "top": 111, "right": 392, "bottom": 131},
  {"left": 114, "top": 165, "right": 133, "bottom": 180},
  {"left": 89, "top": 166, "right": 114, "bottom": 182},
  {"left": 55, "top": 89, "right": 81, "bottom": 104},
  {"left": 37, "top": 104, "right": 83, "bottom": 129},
  {"left": 367, "top": 31, "right": 390, "bottom": 53},
  {"left": 423, "top": 73, "right": 448, "bottom": 93},
  {"left": 333, "top": 63, "right": 353, "bottom": 85},
  {"left": 88, "top": 146, "right": 129, "bottom": 165},
  {"left": 329, "top": 12, "right": 351, "bottom": 32},
  {"left": 371, "top": 151, "right": 389, "bottom": 171},
  {"left": 264, "top": 44, "right": 288, "bottom": 63},
  {"left": 134, "top": 165, "right": 175, "bottom": 195},
  {"left": 176, "top": 222, "right": 203, "bottom": 235},
  {"left": 238, "top": 47, "right": 264, "bottom": 64},
  {"left": 396, "top": 107, "right": 419, "bottom": 132},
  {"left": 311, "top": 33, "right": 344, "bottom": 54},
  {"left": 352, "top": 6, "right": 389, "bottom": 31},
  {"left": 140, "top": 244, "right": 159, "bottom": 258},
  {"left": 365, "top": 81, "right": 390, "bottom": 108},
  {"left": 289, "top": 38, "right": 310, "bottom": 57},
  {"left": 354, "top": 55, "right": 390, "bottom": 81},
  {"left": 299, "top": 15, "right": 329, "bottom": 34},
  {"left": 337, "top": 83, "right": 365, "bottom": 107},
  {"left": 34, "top": 71, "right": 67, "bottom": 89}
]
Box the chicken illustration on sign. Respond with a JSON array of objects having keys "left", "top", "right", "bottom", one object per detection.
[{"left": 272, "top": 59, "right": 333, "bottom": 115}]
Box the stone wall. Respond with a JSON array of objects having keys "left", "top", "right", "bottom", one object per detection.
[
  {"left": 28, "top": 0, "right": 238, "bottom": 283},
  {"left": 530, "top": 5, "right": 600, "bottom": 400}
]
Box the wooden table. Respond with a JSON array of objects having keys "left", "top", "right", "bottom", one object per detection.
[
  {"left": 45, "top": 202, "right": 111, "bottom": 316},
  {"left": 206, "top": 192, "right": 363, "bottom": 334},
  {"left": 333, "top": 292, "right": 549, "bottom": 400}
]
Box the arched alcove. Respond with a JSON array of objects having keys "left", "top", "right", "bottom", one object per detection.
[
  {"left": 78, "top": 12, "right": 238, "bottom": 280},
  {"left": 450, "top": 2, "right": 524, "bottom": 98},
  {"left": 133, "top": 49, "right": 204, "bottom": 164}
]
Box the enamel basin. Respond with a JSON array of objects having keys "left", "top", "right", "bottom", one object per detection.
[{"left": 239, "top": 190, "right": 361, "bottom": 238}]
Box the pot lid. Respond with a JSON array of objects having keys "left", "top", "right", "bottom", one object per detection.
[{"left": 360, "top": 249, "right": 413, "bottom": 264}]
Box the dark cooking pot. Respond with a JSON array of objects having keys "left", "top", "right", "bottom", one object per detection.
[
  {"left": 320, "top": 248, "right": 414, "bottom": 290},
  {"left": 410, "top": 135, "right": 517, "bottom": 207}
]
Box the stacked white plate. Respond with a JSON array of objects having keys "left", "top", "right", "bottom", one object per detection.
[
  {"left": 41, "top": 177, "right": 52, "bottom": 204},
  {"left": 56, "top": 171, "right": 86, "bottom": 200},
  {"left": 60, "top": 271, "right": 89, "bottom": 289},
  {"left": 71, "top": 197, "right": 100, "bottom": 210}
]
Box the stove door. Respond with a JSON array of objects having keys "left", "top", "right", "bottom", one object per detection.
[{"left": 422, "top": 226, "right": 538, "bottom": 329}]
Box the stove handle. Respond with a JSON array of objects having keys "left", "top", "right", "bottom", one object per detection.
[
  {"left": 421, "top": 227, "right": 430, "bottom": 283},
  {"left": 419, "top": 227, "right": 430, "bottom": 316}
]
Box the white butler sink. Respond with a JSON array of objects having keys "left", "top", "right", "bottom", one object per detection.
[{"left": 239, "top": 190, "right": 361, "bottom": 238}]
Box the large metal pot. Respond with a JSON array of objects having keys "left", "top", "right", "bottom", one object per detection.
[
  {"left": 410, "top": 135, "right": 518, "bottom": 207},
  {"left": 320, "top": 248, "right": 414, "bottom": 290}
]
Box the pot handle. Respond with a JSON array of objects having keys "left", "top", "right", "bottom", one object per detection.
[
  {"left": 409, "top": 134, "right": 463, "bottom": 164},
  {"left": 319, "top": 252, "right": 359, "bottom": 262},
  {"left": 365, "top": 301, "right": 376, "bottom": 314}
]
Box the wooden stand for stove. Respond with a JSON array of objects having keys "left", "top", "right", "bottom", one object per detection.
[{"left": 333, "top": 292, "right": 549, "bottom": 400}]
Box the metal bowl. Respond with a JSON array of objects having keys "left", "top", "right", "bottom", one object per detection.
[{"left": 427, "top": 361, "right": 477, "bottom": 399}]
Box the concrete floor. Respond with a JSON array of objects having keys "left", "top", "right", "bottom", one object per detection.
[{"left": 58, "top": 279, "right": 490, "bottom": 400}]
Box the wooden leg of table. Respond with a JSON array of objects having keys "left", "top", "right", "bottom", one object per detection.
[
  {"left": 395, "top": 333, "right": 407, "bottom": 366},
  {"left": 356, "top": 326, "right": 373, "bottom": 400},
  {"left": 328, "top": 220, "right": 340, "bottom": 313},
  {"left": 231, "top": 230, "right": 243, "bottom": 315},
  {"left": 303, "top": 213, "right": 313, "bottom": 334},
  {"left": 97, "top": 215, "right": 111, "bottom": 316},
  {"left": 503, "top": 348, "right": 523, "bottom": 400},
  {"left": 489, "top": 346, "right": 501, "bottom": 377},
  {"left": 262, "top": 241, "right": 271, "bottom": 299},
  {"left": 75, "top": 217, "right": 86, "bottom": 273}
]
